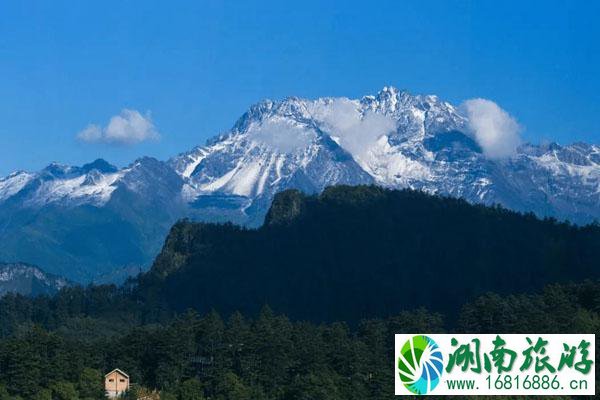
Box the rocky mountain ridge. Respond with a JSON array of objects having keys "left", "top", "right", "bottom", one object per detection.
[{"left": 1, "top": 87, "right": 599, "bottom": 281}]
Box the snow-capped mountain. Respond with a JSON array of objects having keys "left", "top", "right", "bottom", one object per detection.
[
  {"left": 1, "top": 159, "right": 123, "bottom": 208},
  {"left": 0, "top": 262, "right": 69, "bottom": 297},
  {"left": 0, "top": 158, "right": 182, "bottom": 208},
  {"left": 0, "top": 157, "right": 184, "bottom": 282},
  {"left": 1, "top": 86, "right": 599, "bottom": 281},
  {"left": 170, "top": 86, "right": 600, "bottom": 224}
]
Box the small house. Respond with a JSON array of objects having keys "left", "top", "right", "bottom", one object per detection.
[{"left": 105, "top": 368, "right": 130, "bottom": 398}]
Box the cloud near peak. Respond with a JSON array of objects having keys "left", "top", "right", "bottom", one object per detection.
[
  {"left": 310, "top": 98, "right": 396, "bottom": 160},
  {"left": 461, "top": 99, "right": 521, "bottom": 159},
  {"left": 77, "top": 109, "right": 160, "bottom": 145}
]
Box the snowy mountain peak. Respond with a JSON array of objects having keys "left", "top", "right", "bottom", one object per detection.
[
  {"left": 169, "top": 87, "right": 600, "bottom": 224},
  {"left": 0, "top": 160, "right": 124, "bottom": 207},
  {"left": 1, "top": 87, "right": 600, "bottom": 228},
  {"left": 42, "top": 162, "right": 75, "bottom": 177},
  {"left": 81, "top": 158, "right": 118, "bottom": 174},
  {"left": 1, "top": 87, "right": 600, "bottom": 282}
]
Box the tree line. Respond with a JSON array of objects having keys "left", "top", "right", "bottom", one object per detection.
[{"left": 0, "top": 281, "right": 597, "bottom": 399}]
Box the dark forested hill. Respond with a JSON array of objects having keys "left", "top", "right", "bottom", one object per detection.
[{"left": 139, "top": 185, "right": 600, "bottom": 322}]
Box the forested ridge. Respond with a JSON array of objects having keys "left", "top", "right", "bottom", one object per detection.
[
  {"left": 142, "top": 185, "right": 600, "bottom": 322},
  {"left": 0, "top": 185, "right": 599, "bottom": 399}
]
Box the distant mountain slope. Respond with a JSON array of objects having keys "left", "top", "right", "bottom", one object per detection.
[
  {"left": 1, "top": 87, "right": 599, "bottom": 282},
  {"left": 0, "top": 262, "right": 69, "bottom": 297},
  {"left": 139, "top": 186, "right": 600, "bottom": 323},
  {"left": 0, "top": 158, "right": 185, "bottom": 282}
]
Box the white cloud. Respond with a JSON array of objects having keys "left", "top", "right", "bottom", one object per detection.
[
  {"left": 310, "top": 98, "right": 396, "bottom": 160},
  {"left": 77, "top": 109, "right": 160, "bottom": 145},
  {"left": 246, "top": 99, "right": 396, "bottom": 158},
  {"left": 249, "top": 119, "right": 316, "bottom": 153},
  {"left": 77, "top": 124, "right": 103, "bottom": 142},
  {"left": 461, "top": 99, "right": 521, "bottom": 159}
]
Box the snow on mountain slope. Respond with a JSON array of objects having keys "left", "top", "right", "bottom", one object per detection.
[
  {"left": 2, "top": 87, "right": 599, "bottom": 225},
  {"left": 170, "top": 86, "right": 600, "bottom": 224},
  {"left": 170, "top": 87, "right": 462, "bottom": 204},
  {"left": 0, "top": 262, "right": 69, "bottom": 297},
  {"left": 25, "top": 167, "right": 124, "bottom": 207},
  {"left": 169, "top": 87, "right": 479, "bottom": 204},
  {"left": 0, "top": 160, "right": 124, "bottom": 207},
  {"left": 0, "top": 157, "right": 185, "bottom": 282},
  {"left": 170, "top": 97, "right": 374, "bottom": 210},
  {"left": 1, "top": 86, "right": 600, "bottom": 282},
  {"left": 0, "top": 172, "right": 34, "bottom": 201},
  {"left": 0, "top": 157, "right": 184, "bottom": 210}
]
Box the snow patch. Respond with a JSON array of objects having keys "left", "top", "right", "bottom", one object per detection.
[
  {"left": 0, "top": 172, "right": 33, "bottom": 201},
  {"left": 26, "top": 171, "right": 123, "bottom": 207}
]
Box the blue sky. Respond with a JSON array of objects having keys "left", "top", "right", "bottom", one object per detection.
[{"left": 1, "top": 0, "right": 599, "bottom": 175}]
